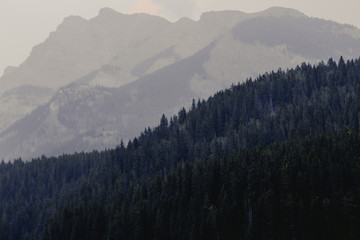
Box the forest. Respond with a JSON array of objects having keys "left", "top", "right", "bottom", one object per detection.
[{"left": 0, "top": 57, "right": 360, "bottom": 239}]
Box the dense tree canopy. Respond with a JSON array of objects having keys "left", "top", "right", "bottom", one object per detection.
[{"left": 0, "top": 57, "right": 360, "bottom": 239}]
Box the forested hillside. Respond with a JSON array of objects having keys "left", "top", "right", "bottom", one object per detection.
[
  {"left": 1, "top": 57, "right": 360, "bottom": 239},
  {"left": 44, "top": 130, "right": 360, "bottom": 239}
]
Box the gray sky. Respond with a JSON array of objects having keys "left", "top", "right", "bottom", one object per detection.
[{"left": 1, "top": 0, "right": 360, "bottom": 76}]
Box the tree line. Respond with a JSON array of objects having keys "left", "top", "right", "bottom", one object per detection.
[{"left": 0, "top": 57, "right": 360, "bottom": 239}]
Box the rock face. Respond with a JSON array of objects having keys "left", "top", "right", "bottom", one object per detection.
[{"left": 1, "top": 7, "right": 360, "bottom": 161}]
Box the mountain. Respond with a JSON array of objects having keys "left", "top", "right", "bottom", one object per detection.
[
  {"left": 0, "top": 8, "right": 171, "bottom": 133},
  {"left": 1, "top": 58, "right": 360, "bottom": 239},
  {"left": 1, "top": 7, "right": 360, "bottom": 160}
]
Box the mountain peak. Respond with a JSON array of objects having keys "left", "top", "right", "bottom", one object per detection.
[
  {"left": 94, "top": 7, "right": 169, "bottom": 25},
  {"left": 92, "top": 7, "right": 127, "bottom": 24},
  {"left": 62, "top": 15, "right": 88, "bottom": 24},
  {"left": 260, "top": 7, "right": 306, "bottom": 18},
  {"left": 56, "top": 15, "right": 88, "bottom": 32},
  {"left": 98, "top": 7, "right": 124, "bottom": 18}
]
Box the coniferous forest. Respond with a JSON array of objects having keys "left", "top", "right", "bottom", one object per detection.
[{"left": 1, "top": 57, "right": 360, "bottom": 239}]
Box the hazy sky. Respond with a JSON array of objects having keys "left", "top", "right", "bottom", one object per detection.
[{"left": 1, "top": 0, "right": 360, "bottom": 76}]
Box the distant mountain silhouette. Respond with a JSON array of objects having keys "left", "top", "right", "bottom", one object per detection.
[{"left": 1, "top": 7, "right": 360, "bottom": 161}]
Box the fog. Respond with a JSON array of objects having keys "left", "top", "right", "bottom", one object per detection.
[{"left": 1, "top": 0, "right": 360, "bottom": 76}]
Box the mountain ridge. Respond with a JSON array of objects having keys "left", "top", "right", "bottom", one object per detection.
[{"left": 1, "top": 7, "right": 360, "bottom": 161}]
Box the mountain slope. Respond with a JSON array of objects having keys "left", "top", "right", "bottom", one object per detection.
[
  {"left": 0, "top": 42, "right": 215, "bottom": 160},
  {"left": 0, "top": 86, "right": 52, "bottom": 132},
  {"left": 233, "top": 15, "right": 360, "bottom": 59},
  {"left": 1, "top": 7, "right": 360, "bottom": 160},
  {"left": 0, "top": 9, "right": 172, "bottom": 133},
  {"left": 0, "top": 8, "right": 172, "bottom": 93}
]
